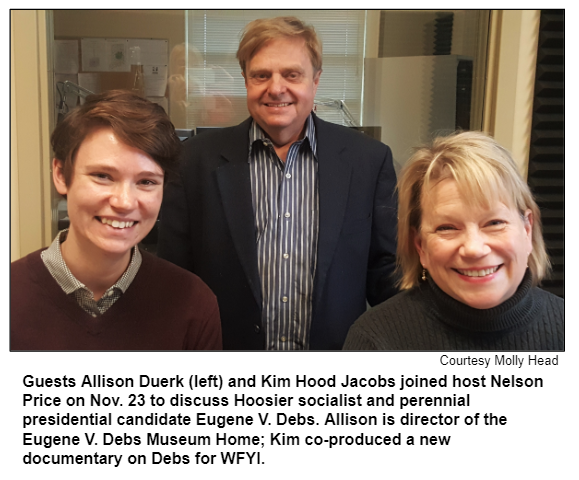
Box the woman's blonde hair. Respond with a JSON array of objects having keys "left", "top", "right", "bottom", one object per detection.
[{"left": 397, "top": 131, "right": 550, "bottom": 289}]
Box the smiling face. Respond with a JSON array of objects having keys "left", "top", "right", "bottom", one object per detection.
[
  {"left": 414, "top": 179, "right": 533, "bottom": 309},
  {"left": 244, "top": 37, "right": 320, "bottom": 147},
  {"left": 53, "top": 127, "right": 164, "bottom": 264}
]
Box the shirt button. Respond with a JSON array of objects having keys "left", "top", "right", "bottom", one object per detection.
[
  {"left": 91, "top": 313, "right": 97, "bottom": 318},
  {"left": 284, "top": 212, "right": 291, "bottom": 218},
  {"left": 107, "top": 291, "right": 114, "bottom": 297},
  {"left": 280, "top": 336, "right": 287, "bottom": 342},
  {"left": 254, "top": 324, "right": 261, "bottom": 333},
  {"left": 283, "top": 253, "right": 289, "bottom": 259},
  {"left": 285, "top": 173, "right": 291, "bottom": 179},
  {"left": 282, "top": 296, "right": 288, "bottom": 303}
]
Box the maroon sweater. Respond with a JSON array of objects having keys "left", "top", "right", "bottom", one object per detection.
[{"left": 10, "top": 249, "right": 222, "bottom": 350}]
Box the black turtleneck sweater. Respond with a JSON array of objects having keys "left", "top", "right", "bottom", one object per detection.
[{"left": 343, "top": 271, "right": 564, "bottom": 350}]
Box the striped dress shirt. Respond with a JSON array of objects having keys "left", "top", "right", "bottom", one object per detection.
[{"left": 249, "top": 115, "right": 319, "bottom": 350}]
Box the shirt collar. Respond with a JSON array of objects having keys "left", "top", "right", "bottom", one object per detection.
[
  {"left": 248, "top": 113, "right": 317, "bottom": 159},
  {"left": 41, "top": 229, "right": 142, "bottom": 296}
]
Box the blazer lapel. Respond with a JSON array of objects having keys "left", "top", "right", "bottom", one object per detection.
[
  {"left": 215, "top": 119, "right": 262, "bottom": 306},
  {"left": 313, "top": 116, "right": 352, "bottom": 313}
]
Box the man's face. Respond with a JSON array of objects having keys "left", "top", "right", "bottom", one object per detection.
[
  {"left": 244, "top": 37, "right": 320, "bottom": 146},
  {"left": 53, "top": 127, "right": 164, "bottom": 263}
]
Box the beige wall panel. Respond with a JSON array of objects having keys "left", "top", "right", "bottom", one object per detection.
[
  {"left": 489, "top": 10, "right": 540, "bottom": 178},
  {"left": 364, "top": 10, "right": 381, "bottom": 59},
  {"left": 53, "top": 10, "right": 185, "bottom": 51},
  {"left": 11, "top": 21, "right": 20, "bottom": 261},
  {"left": 11, "top": 10, "right": 53, "bottom": 259}
]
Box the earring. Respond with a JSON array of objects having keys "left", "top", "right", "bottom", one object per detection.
[{"left": 422, "top": 268, "right": 427, "bottom": 281}]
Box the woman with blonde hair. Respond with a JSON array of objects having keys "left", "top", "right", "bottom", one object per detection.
[{"left": 344, "top": 131, "right": 563, "bottom": 350}]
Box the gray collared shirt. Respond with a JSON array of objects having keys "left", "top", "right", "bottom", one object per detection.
[
  {"left": 41, "top": 229, "right": 142, "bottom": 317},
  {"left": 249, "top": 114, "right": 319, "bottom": 350}
]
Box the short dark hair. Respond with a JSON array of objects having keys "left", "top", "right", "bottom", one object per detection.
[{"left": 51, "top": 90, "right": 182, "bottom": 186}]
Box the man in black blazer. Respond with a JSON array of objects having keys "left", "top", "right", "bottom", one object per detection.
[{"left": 158, "top": 16, "right": 398, "bottom": 350}]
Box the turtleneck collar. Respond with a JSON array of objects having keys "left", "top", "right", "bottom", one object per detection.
[{"left": 424, "top": 269, "right": 542, "bottom": 333}]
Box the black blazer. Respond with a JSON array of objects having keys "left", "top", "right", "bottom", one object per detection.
[{"left": 158, "top": 115, "right": 398, "bottom": 350}]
